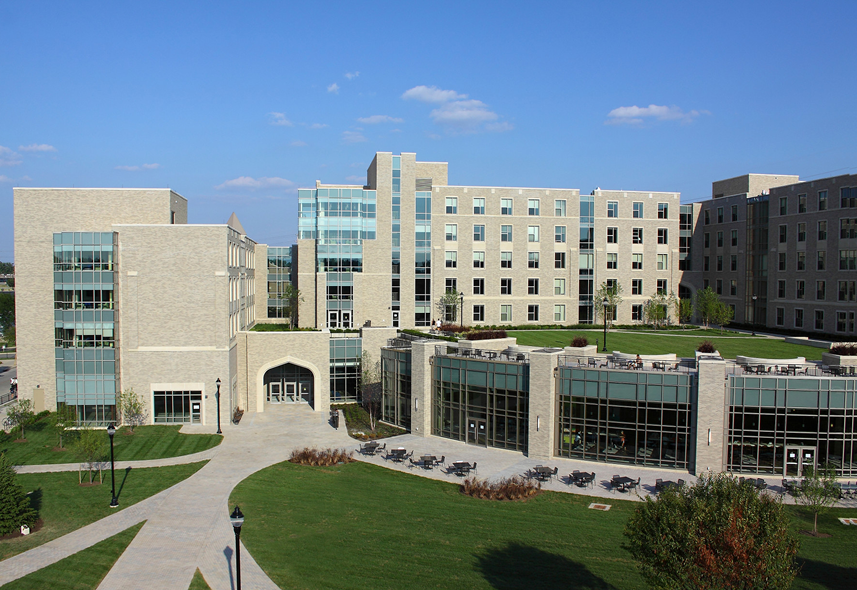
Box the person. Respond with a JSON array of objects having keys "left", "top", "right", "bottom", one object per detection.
[
  {"left": 620, "top": 431, "right": 626, "bottom": 448},
  {"left": 635, "top": 354, "right": 642, "bottom": 369}
]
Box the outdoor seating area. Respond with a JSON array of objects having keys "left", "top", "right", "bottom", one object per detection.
[
  {"left": 359, "top": 441, "right": 386, "bottom": 456},
  {"left": 654, "top": 478, "right": 685, "bottom": 492},
  {"left": 528, "top": 465, "right": 559, "bottom": 482},
  {"left": 447, "top": 461, "right": 476, "bottom": 476},
  {"left": 436, "top": 345, "right": 529, "bottom": 363},
  {"left": 568, "top": 470, "right": 596, "bottom": 487},
  {"left": 610, "top": 475, "right": 640, "bottom": 493},
  {"left": 385, "top": 447, "right": 412, "bottom": 462},
  {"left": 562, "top": 353, "right": 692, "bottom": 373},
  {"left": 408, "top": 454, "right": 446, "bottom": 469}
]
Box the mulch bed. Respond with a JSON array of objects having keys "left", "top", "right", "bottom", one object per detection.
[
  {"left": 52, "top": 446, "right": 69, "bottom": 452},
  {"left": 799, "top": 530, "right": 832, "bottom": 538},
  {"left": 13, "top": 439, "right": 27, "bottom": 443},
  {"left": 79, "top": 481, "right": 102, "bottom": 487},
  {"left": 0, "top": 519, "right": 44, "bottom": 541}
]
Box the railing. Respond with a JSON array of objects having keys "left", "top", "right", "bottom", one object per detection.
[
  {"left": 386, "top": 338, "right": 415, "bottom": 349},
  {"left": 0, "top": 389, "right": 17, "bottom": 406},
  {"left": 556, "top": 355, "right": 696, "bottom": 373},
  {"left": 434, "top": 345, "right": 529, "bottom": 363}
]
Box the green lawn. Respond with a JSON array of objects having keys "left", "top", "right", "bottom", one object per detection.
[
  {"left": 1, "top": 414, "right": 222, "bottom": 466},
  {"left": 231, "top": 461, "right": 857, "bottom": 590},
  {"left": 510, "top": 329, "right": 825, "bottom": 360},
  {"left": 189, "top": 569, "right": 213, "bottom": 590},
  {"left": 1, "top": 461, "right": 206, "bottom": 561},
  {"left": 0, "top": 522, "right": 144, "bottom": 589}
]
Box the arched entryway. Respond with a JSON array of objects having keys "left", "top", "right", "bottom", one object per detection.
[{"left": 264, "top": 363, "right": 314, "bottom": 407}]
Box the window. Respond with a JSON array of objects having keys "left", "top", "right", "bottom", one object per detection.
[
  {"left": 445, "top": 197, "right": 457, "bottom": 214},
  {"left": 554, "top": 278, "right": 566, "bottom": 295},
  {"left": 633, "top": 202, "right": 643, "bottom": 218},
  {"left": 445, "top": 278, "right": 457, "bottom": 292},
  {"left": 796, "top": 280, "right": 805, "bottom": 299},
  {"left": 841, "top": 218, "right": 857, "bottom": 239},
  {"left": 657, "top": 228, "right": 668, "bottom": 244},
  {"left": 704, "top": 210, "right": 710, "bottom": 225},
  {"left": 555, "top": 226, "right": 566, "bottom": 243},
  {"left": 798, "top": 194, "right": 807, "bottom": 213},
  {"left": 500, "top": 305, "right": 512, "bottom": 322},
  {"left": 703, "top": 279, "right": 709, "bottom": 289},
  {"left": 715, "top": 279, "right": 723, "bottom": 295},
  {"left": 839, "top": 280, "right": 857, "bottom": 302},
  {"left": 795, "top": 308, "right": 804, "bottom": 328},
  {"left": 473, "top": 305, "right": 485, "bottom": 322},
  {"left": 730, "top": 255, "right": 737, "bottom": 271},
  {"left": 473, "top": 251, "right": 485, "bottom": 268},
  {"left": 606, "top": 278, "right": 618, "bottom": 291},
  {"left": 798, "top": 223, "right": 806, "bottom": 242},
  {"left": 731, "top": 229, "right": 738, "bottom": 246},
  {"left": 815, "top": 310, "right": 824, "bottom": 330},
  {"left": 445, "top": 251, "right": 457, "bottom": 268},
  {"left": 473, "top": 278, "right": 485, "bottom": 295},
  {"left": 528, "top": 226, "right": 539, "bottom": 242},
  {"left": 528, "top": 199, "right": 540, "bottom": 216},
  {"left": 818, "top": 220, "right": 827, "bottom": 240},
  {"left": 776, "top": 307, "right": 784, "bottom": 326},
  {"left": 632, "top": 279, "right": 643, "bottom": 295},
  {"left": 841, "top": 250, "right": 857, "bottom": 270},
  {"left": 555, "top": 200, "right": 566, "bottom": 217},
  {"left": 501, "top": 251, "right": 512, "bottom": 268},
  {"left": 473, "top": 198, "right": 485, "bottom": 215},
  {"left": 554, "top": 304, "right": 566, "bottom": 322},
  {"left": 730, "top": 280, "right": 737, "bottom": 296},
  {"left": 607, "top": 227, "right": 618, "bottom": 243},
  {"left": 528, "top": 278, "right": 539, "bottom": 295},
  {"left": 731, "top": 204, "right": 738, "bottom": 222},
  {"left": 501, "top": 199, "right": 513, "bottom": 215},
  {"left": 778, "top": 252, "right": 786, "bottom": 271},
  {"left": 607, "top": 253, "right": 617, "bottom": 269},
  {"left": 632, "top": 253, "right": 643, "bottom": 270},
  {"left": 501, "top": 225, "right": 512, "bottom": 242},
  {"left": 658, "top": 203, "right": 668, "bottom": 219},
  {"left": 528, "top": 305, "right": 539, "bottom": 322},
  {"left": 704, "top": 232, "right": 710, "bottom": 248},
  {"left": 779, "top": 225, "right": 787, "bottom": 243},
  {"left": 631, "top": 304, "right": 643, "bottom": 321},
  {"left": 716, "top": 255, "right": 723, "bottom": 271},
  {"left": 837, "top": 311, "right": 847, "bottom": 333},
  {"left": 717, "top": 207, "right": 724, "bottom": 223},
  {"left": 633, "top": 228, "right": 643, "bottom": 244},
  {"left": 818, "top": 251, "right": 826, "bottom": 270},
  {"left": 555, "top": 252, "right": 566, "bottom": 269},
  {"left": 657, "top": 279, "right": 668, "bottom": 294},
  {"left": 500, "top": 278, "right": 512, "bottom": 295},
  {"left": 607, "top": 201, "right": 618, "bottom": 218},
  {"left": 717, "top": 231, "right": 723, "bottom": 247},
  {"left": 779, "top": 196, "right": 787, "bottom": 215},
  {"left": 817, "top": 280, "right": 826, "bottom": 300},
  {"left": 445, "top": 224, "right": 457, "bottom": 241},
  {"left": 777, "top": 280, "right": 785, "bottom": 298},
  {"left": 657, "top": 254, "right": 668, "bottom": 270},
  {"left": 797, "top": 252, "right": 805, "bottom": 271},
  {"left": 703, "top": 256, "right": 710, "bottom": 271},
  {"left": 819, "top": 190, "right": 827, "bottom": 211},
  {"left": 528, "top": 252, "right": 540, "bottom": 268}
]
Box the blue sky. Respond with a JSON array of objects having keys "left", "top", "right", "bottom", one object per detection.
[{"left": 2, "top": 1, "right": 856, "bottom": 260}]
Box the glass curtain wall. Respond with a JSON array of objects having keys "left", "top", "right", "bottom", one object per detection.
[
  {"left": 381, "top": 347, "right": 411, "bottom": 429},
  {"left": 330, "top": 338, "right": 362, "bottom": 402},
  {"left": 391, "top": 156, "right": 401, "bottom": 326},
  {"left": 415, "top": 185, "right": 432, "bottom": 326},
  {"left": 267, "top": 246, "right": 293, "bottom": 319},
  {"left": 679, "top": 204, "right": 693, "bottom": 271},
  {"left": 578, "top": 195, "right": 594, "bottom": 323}
]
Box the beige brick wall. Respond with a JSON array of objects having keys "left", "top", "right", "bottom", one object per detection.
[
  {"left": 693, "top": 359, "right": 728, "bottom": 475},
  {"left": 527, "top": 349, "right": 560, "bottom": 460},
  {"left": 409, "top": 340, "right": 434, "bottom": 437}
]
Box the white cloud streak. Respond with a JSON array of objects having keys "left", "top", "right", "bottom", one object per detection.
[
  {"left": 345, "top": 71, "right": 360, "bottom": 80},
  {"left": 0, "top": 146, "right": 22, "bottom": 167},
  {"left": 268, "top": 112, "right": 294, "bottom": 126},
  {"left": 307, "top": 123, "right": 328, "bottom": 129},
  {"left": 18, "top": 143, "right": 56, "bottom": 152},
  {"left": 327, "top": 83, "right": 340, "bottom": 94},
  {"left": 402, "top": 85, "right": 512, "bottom": 134},
  {"left": 115, "top": 163, "right": 160, "bottom": 171},
  {"left": 402, "top": 85, "right": 467, "bottom": 103},
  {"left": 605, "top": 104, "right": 708, "bottom": 125},
  {"left": 357, "top": 115, "right": 404, "bottom": 124},
  {"left": 215, "top": 176, "right": 295, "bottom": 190},
  {"left": 342, "top": 131, "right": 367, "bottom": 144},
  {"left": 0, "top": 175, "right": 12, "bottom": 182}
]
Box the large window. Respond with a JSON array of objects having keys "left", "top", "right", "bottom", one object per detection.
[
  {"left": 473, "top": 225, "right": 485, "bottom": 242},
  {"left": 607, "top": 201, "right": 618, "bottom": 218},
  {"left": 154, "top": 390, "right": 202, "bottom": 424},
  {"left": 528, "top": 226, "right": 539, "bottom": 242},
  {"left": 528, "top": 199, "right": 540, "bottom": 216},
  {"left": 445, "top": 224, "right": 457, "bottom": 241},
  {"left": 501, "top": 225, "right": 512, "bottom": 242},
  {"left": 330, "top": 339, "right": 362, "bottom": 402},
  {"left": 633, "top": 202, "right": 643, "bottom": 218},
  {"left": 528, "top": 252, "right": 539, "bottom": 268},
  {"left": 445, "top": 197, "right": 457, "bottom": 214},
  {"left": 501, "top": 199, "right": 513, "bottom": 215},
  {"left": 381, "top": 347, "right": 411, "bottom": 429},
  {"left": 473, "top": 198, "right": 485, "bottom": 215}
]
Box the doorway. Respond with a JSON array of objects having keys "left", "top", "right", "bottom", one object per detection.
[
  {"left": 263, "top": 363, "right": 315, "bottom": 408},
  {"left": 267, "top": 382, "right": 283, "bottom": 403},
  {"left": 284, "top": 382, "right": 297, "bottom": 403},
  {"left": 468, "top": 418, "right": 487, "bottom": 446},
  {"left": 785, "top": 446, "right": 816, "bottom": 477}
]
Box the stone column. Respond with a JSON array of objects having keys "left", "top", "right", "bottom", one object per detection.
[
  {"left": 409, "top": 341, "right": 435, "bottom": 437},
  {"left": 693, "top": 358, "right": 728, "bottom": 475},
  {"left": 527, "top": 349, "right": 561, "bottom": 460}
]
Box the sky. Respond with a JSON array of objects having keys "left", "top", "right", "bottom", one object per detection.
[{"left": 2, "top": 1, "right": 856, "bottom": 261}]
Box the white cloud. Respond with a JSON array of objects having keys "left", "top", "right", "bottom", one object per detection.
[
  {"left": 0, "top": 175, "right": 11, "bottom": 182},
  {"left": 605, "top": 104, "right": 707, "bottom": 125},
  {"left": 402, "top": 85, "right": 467, "bottom": 103},
  {"left": 327, "top": 83, "right": 340, "bottom": 94},
  {"left": 357, "top": 115, "right": 404, "bottom": 124},
  {"left": 345, "top": 175, "right": 364, "bottom": 183},
  {"left": 430, "top": 99, "right": 498, "bottom": 128},
  {"left": 0, "top": 146, "right": 22, "bottom": 167},
  {"left": 345, "top": 71, "right": 360, "bottom": 80},
  {"left": 18, "top": 143, "right": 56, "bottom": 152},
  {"left": 268, "top": 112, "right": 294, "bottom": 126},
  {"left": 215, "top": 176, "right": 295, "bottom": 190},
  {"left": 342, "top": 131, "right": 367, "bottom": 144},
  {"left": 308, "top": 123, "right": 328, "bottom": 129},
  {"left": 115, "top": 163, "right": 160, "bottom": 171},
  {"left": 290, "top": 141, "right": 307, "bottom": 147}
]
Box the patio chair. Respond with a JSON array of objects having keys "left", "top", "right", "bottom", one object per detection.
[
  {"left": 677, "top": 479, "right": 686, "bottom": 487},
  {"left": 628, "top": 478, "right": 640, "bottom": 492},
  {"left": 655, "top": 478, "right": 664, "bottom": 492},
  {"left": 610, "top": 475, "right": 621, "bottom": 491},
  {"left": 436, "top": 456, "right": 445, "bottom": 467},
  {"left": 756, "top": 478, "right": 767, "bottom": 490},
  {"left": 471, "top": 462, "right": 477, "bottom": 473},
  {"left": 409, "top": 457, "right": 419, "bottom": 468}
]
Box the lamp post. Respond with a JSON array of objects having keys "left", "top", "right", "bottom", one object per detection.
[
  {"left": 215, "top": 378, "right": 222, "bottom": 434},
  {"left": 751, "top": 295, "right": 758, "bottom": 336},
  {"left": 459, "top": 291, "right": 464, "bottom": 329},
  {"left": 107, "top": 423, "right": 118, "bottom": 508},
  {"left": 602, "top": 297, "right": 609, "bottom": 352},
  {"left": 230, "top": 505, "right": 244, "bottom": 590}
]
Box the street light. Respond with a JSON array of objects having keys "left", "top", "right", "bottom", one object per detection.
[
  {"left": 107, "top": 423, "right": 118, "bottom": 508},
  {"left": 215, "top": 378, "right": 222, "bottom": 434},
  {"left": 602, "top": 297, "right": 609, "bottom": 352},
  {"left": 751, "top": 295, "right": 758, "bottom": 336},
  {"left": 459, "top": 291, "right": 464, "bottom": 329},
  {"left": 230, "top": 505, "right": 245, "bottom": 590}
]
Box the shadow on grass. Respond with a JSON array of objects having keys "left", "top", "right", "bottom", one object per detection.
[
  {"left": 476, "top": 542, "right": 618, "bottom": 590},
  {"left": 27, "top": 487, "right": 43, "bottom": 511},
  {"left": 798, "top": 558, "right": 857, "bottom": 590},
  {"left": 116, "top": 466, "right": 132, "bottom": 500}
]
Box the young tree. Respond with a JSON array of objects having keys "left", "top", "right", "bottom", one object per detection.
[
  {"left": 0, "top": 452, "right": 38, "bottom": 535},
  {"left": 75, "top": 427, "right": 108, "bottom": 484},
  {"left": 712, "top": 301, "right": 735, "bottom": 334},
  {"left": 677, "top": 296, "right": 694, "bottom": 324},
  {"left": 435, "top": 289, "right": 460, "bottom": 324},
  {"left": 118, "top": 388, "right": 147, "bottom": 433},
  {"left": 6, "top": 399, "right": 34, "bottom": 440},
  {"left": 593, "top": 281, "right": 624, "bottom": 325},
  {"left": 624, "top": 472, "right": 799, "bottom": 589},
  {"left": 695, "top": 287, "right": 720, "bottom": 329},
  {"left": 0, "top": 292, "right": 14, "bottom": 335},
  {"left": 50, "top": 405, "right": 78, "bottom": 449},
  {"left": 796, "top": 463, "right": 841, "bottom": 536},
  {"left": 643, "top": 291, "right": 672, "bottom": 328},
  {"left": 359, "top": 351, "right": 382, "bottom": 431},
  {"left": 281, "top": 284, "right": 304, "bottom": 327}
]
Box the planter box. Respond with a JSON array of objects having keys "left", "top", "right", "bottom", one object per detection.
[
  {"left": 563, "top": 345, "right": 598, "bottom": 357},
  {"left": 822, "top": 352, "right": 857, "bottom": 368},
  {"left": 457, "top": 337, "right": 517, "bottom": 351}
]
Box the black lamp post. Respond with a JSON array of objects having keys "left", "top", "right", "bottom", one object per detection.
[
  {"left": 107, "top": 423, "right": 118, "bottom": 508},
  {"left": 230, "top": 505, "right": 244, "bottom": 590},
  {"left": 751, "top": 295, "right": 758, "bottom": 336},
  {"left": 602, "top": 297, "right": 609, "bottom": 352},
  {"left": 459, "top": 291, "right": 464, "bottom": 329},
  {"left": 215, "top": 378, "right": 222, "bottom": 434}
]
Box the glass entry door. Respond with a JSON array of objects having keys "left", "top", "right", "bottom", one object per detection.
[
  {"left": 191, "top": 401, "right": 201, "bottom": 424},
  {"left": 268, "top": 382, "right": 283, "bottom": 403},
  {"left": 785, "top": 446, "right": 816, "bottom": 477},
  {"left": 299, "top": 383, "right": 311, "bottom": 403},
  {"left": 284, "top": 382, "right": 298, "bottom": 403},
  {"left": 468, "top": 418, "right": 487, "bottom": 446}
]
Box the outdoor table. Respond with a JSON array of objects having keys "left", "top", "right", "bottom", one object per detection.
[
  {"left": 652, "top": 361, "right": 666, "bottom": 371},
  {"left": 362, "top": 442, "right": 380, "bottom": 455},
  {"left": 389, "top": 448, "right": 407, "bottom": 462},
  {"left": 450, "top": 461, "right": 472, "bottom": 476},
  {"left": 420, "top": 455, "right": 437, "bottom": 468},
  {"left": 533, "top": 466, "right": 555, "bottom": 481},
  {"left": 612, "top": 476, "right": 634, "bottom": 491},
  {"left": 659, "top": 480, "right": 677, "bottom": 491},
  {"left": 486, "top": 351, "right": 498, "bottom": 360}
]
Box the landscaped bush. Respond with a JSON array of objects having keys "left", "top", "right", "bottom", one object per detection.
[
  {"left": 571, "top": 336, "right": 589, "bottom": 347},
  {"left": 460, "top": 476, "right": 541, "bottom": 501},
  {"left": 697, "top": 340, "right": 716, "bottom": 353},
  {"left": 830, "top": 343, "right": 857, "bottom": 356},
  {"left": 331, "top": 403, "right": 407, "bottom": 440},
  {"left": 289, "top": 447, "right": 354, "bottom": 466},
  {"left": 440, "top": 324, "right": 468, "bottom": 333},
  {"left": 465, "top": 329, "right": 507, "bottom": 341},
  {"left": 250, "top": 324, "right": 317, "bottom": 332}
]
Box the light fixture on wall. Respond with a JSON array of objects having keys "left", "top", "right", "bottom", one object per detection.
[
  {"left": 708, "top": 428, "right": 711, "bottom": 446},
  {"left": 537, "top": 416, "right": 540, "bottom": 431},
  {"left": 415, "top": 398, "right": 418, "bottom": 411}
]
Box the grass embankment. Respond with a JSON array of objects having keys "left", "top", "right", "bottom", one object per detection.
[
  {"left": 331, "top": 403, "right": 406, "bottom": 440},
  {"left": 510, "top": 330, "right": 824, "bottom": 360},
  {"left": 189, "top": 569, "right": 213, "bottom": 589},
  {"left": 231, "top": 461, "right": 857, "bottom": 590},
  {"left": 0, "top": 413, "right": 222, "bottom": 466},
  {"left": 1, "top": 522, "right": 144, "bottom": 590},
  {"left": 0, "top": 461, "right": 206, "bottom": 561}
]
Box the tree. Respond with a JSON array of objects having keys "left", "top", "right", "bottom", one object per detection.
[
  {"left": 593, "top": 281, "right": 624, "bottom": 325},
  {"left": 6, "top": 399, "right": 34, "bottom": 440},
  {"left": 624, "top": 472, "right": 799, "bottom": 590},
  {"left": 712, "top": 301, "right": 735, "bottom": 334},
  {"left": 695, "top": 287, "right": 721, "bottom": 329},
  {"left": 677, "top": 297, "right": 694, "bottom": 324},
  {"left": 643, "top": 291, "right": 675, "bottom": 328},
  {"left": 2, "top": 326, "right": 14, "bottom": 347},
  {"left": 75, "top": 427, "right": 108, "bottom": 484},
  {"left": 118, "top": 388, "right": 147, "bottom": 433},
  {"left": 796, "top": 463, "right": 841, "bottom": 536},
  {"left": 280, "top": 284, "right": 304, "bottom": 327},
  {"left": 50, "top": 405, "right": 78, "bottom": 449},
  {"left": 0, "top": 293, "right": 14, "bottom": 335},
  {"left": 0, "top": 452, "right": 38, "bottom": 535},
  {"left": 435, "top": 289, "right": 460, "bottom": 324},
  {"left": 359, "top": 351, "right": 382, "bottom": 431},
  {"left": 0, "top": 262, "right": 14, "bottom": 275}
]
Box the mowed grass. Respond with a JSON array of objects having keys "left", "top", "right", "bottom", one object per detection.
[
  {"left": 189, "top": 569, "right": 213, "bottom": 590},
  {"left": 510, "top": 330, "right": 825, "bottom": 360},
  {"left": 231, "top": 461, "right": 857, "bottom": 590},
  {"left": 0, "top": 522, "right": 144, "bottom": 590},
  {"left": 0, "top": 461, "right": 206, "bottom": 561},
  {"left": 1, "top": 414, "right": 222, "bottom": 466}
]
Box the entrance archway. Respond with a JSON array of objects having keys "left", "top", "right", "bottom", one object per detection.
[{"left": 263, "top": 363, "right": 314, "bottom": 407}]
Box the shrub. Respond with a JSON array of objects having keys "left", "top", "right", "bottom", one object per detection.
[
  {"left": 439, "top": 324, "right": 468, "bottom": 333},
  {"left": 460, "top": 476, "right": 541, "bottom": 501},
  {"left": 465, "top": 329, "right": 508, "bottom": 341},
  {"left": 0, "top": 452, "right": 38, "bottom": 535},
  {"left": 830, "top": 343, "right": 857, "bottom": 356},
  {"left": 289, "top": 447, "right": 354, "bottom": 466},
  {"left": 571, "top": 336, "right": 589, "bottom": 347},
  {"left": 696, "top": 340, "right": 716, "bottom": 353}
]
